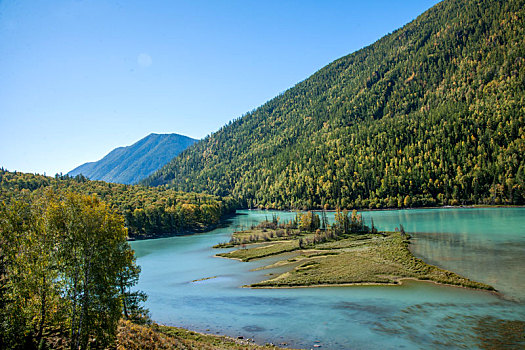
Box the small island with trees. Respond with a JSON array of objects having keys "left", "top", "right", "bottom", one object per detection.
[{"left": 215, "top": 211, "right": 495, "bottom": 290}]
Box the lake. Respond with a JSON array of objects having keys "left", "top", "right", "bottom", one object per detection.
[{"left": 131, "top": 208, "right": 525, "bottom": 349}]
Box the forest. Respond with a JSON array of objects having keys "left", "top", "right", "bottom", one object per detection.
[
  {"left": 0, "top": 190, "right": 148, "bottom": 349},
  {"left": 0, "top": 169, "right": 237, "bottom": 238},
  {"left": 143, "top": 0, "right": 525, "bottom": 210}
]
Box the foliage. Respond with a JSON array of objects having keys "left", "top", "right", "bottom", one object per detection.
[
  {"left": 333, "top": 209, "right": 370, "bottom": 235},
  {"left": 0, "top": 169, "right": 237, "bottom": 238},
  {"left": 0, "top": 190, "right": 146, "bottom": 349},
  {"left": 298, "top": 211, "right": 320, "bottom": 232},
  {"left": 216, "top": 211, "right": 332, "bottom": 249},
  {"left": 144, "top": 0, "right": 525, "bottom": 210},
  {"left": 217, "top": 211, "right": 375, "bottom": 259}
]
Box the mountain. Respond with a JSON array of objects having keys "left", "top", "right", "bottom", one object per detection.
[
  {"left": 69, "top": 133, "right": 197, "bottom": 184},
  {"left": 143, "top": 0, "right": 525, "bottom": 209}
]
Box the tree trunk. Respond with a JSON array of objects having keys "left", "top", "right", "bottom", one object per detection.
[{"left": 36, "top": 274, "right": 46, "bottom": 350}]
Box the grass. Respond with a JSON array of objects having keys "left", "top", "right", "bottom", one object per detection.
[
  {"left": 216, "top": 240, "right": 300, "bottom": 261},
  {"left": 116, "top": 320, "right": 290, "bottom": 350},
  {"left": 215, "top": 230, "right": 494, "bottom": 291},
  {"left": 214, "top": 228, "right": 304, "bottom": 248}
]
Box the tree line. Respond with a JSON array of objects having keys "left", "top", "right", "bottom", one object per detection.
[
  {"left": 0, "top": 169, "right": 237, "bottom": 238},
  {"left": 226, "top": 210, "right": 377, "bottom": 248}
]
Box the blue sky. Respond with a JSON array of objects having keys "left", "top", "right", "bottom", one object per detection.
[{"left": 0, "top": 0, "right": 440, "bottom": 175}]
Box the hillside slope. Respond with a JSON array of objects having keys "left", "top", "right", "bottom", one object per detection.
[
  {"left": 144, "top": 0, "right": 525, "bottom": 209},
  {"left": 69, "top": 133, "right": 197, "bottom": 184}
]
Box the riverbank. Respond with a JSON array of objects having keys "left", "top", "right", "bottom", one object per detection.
[
  {"left": 215, "top": 229, "right": 494, "bottom": 291},
  {"left": 128, "top": 205, "right": 524, "bottom": 241},
  {"left": 117, "top": 320, "right": 291, "bottom": 349},
  {"left": 130, "top": 207, "right": 524, "bottom": 349},
  {"left": 127, "top": 212, "right": 237, "bottom": 241},
  {"left": 242, "top": 204, "right": 525, "bottom": 213}
]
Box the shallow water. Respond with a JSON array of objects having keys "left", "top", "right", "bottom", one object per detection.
[{"left": 131, "top": 208, "right": 525, "bottom": 349}]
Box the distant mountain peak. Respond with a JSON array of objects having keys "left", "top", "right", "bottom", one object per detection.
[{"left": 68, "top": 133, "right": 197, "bottom": 184}]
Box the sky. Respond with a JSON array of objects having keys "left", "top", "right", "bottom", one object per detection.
[{"left": 0, "top": 0, "right": 440, "bottom": 176}]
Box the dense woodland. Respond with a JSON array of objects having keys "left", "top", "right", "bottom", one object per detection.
[
  {"left": 0, "top": 170, "right": 237, "bottom": 238},
  {"left": 0, "top": 171, "right": 237, "bottom": 348},
  {"left": 0, "top": 191, "right": 148, "bottom": 349},
  {"left": 144, "top": 0, "right": 525, "bottom": 210}
]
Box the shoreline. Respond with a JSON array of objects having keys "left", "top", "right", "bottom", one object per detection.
[
  {"left": 246, "top": 277, "right": 502, "bottom": 296},
  {"left": 241, "top": 204, "right": 525, "bottom": 213},
  {"left": 214, "top": 255, "right": 245, "bottom": 262},
  {"left": 216, "top": 231, "right": 495, "bottom": 293},
  {"left": 118, "top": 320, "right": 290, "bottom": 349},
  {"left": 136, "top": 208, "right": 518, "bottom": 348},
  {"left": 128, "top": 206, "right": 524, "bottom": 241},
  {"left": 127, "top": 212, "right": 237, "bottom": 241}
]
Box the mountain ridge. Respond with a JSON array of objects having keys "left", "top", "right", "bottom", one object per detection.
[
  {"left": 143, "top": 0, "right": 525, "bottom": 209},
  {"left": 69, "top": 133, "right": 197, "bottom": 185}
]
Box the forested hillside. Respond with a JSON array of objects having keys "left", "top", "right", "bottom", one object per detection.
[
  {"left": 144, "top": 0, "right": 525, "bottom": 210},
  {"left": 0, "top": 170, "right": 236, "bottom": 238},
  {"left": 68, "top": 133, "right": 197, "bottom": 185}
]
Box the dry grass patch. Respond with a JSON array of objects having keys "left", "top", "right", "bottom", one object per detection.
[
  {"left": 216, "top": 229, "right": 494, "bottom": 291},
  {"left": 217, "top": 240, "right": 299, "bottom": 261},
  {"left": 252, "top": 233, "right": 494, "bottom": 290},
  {"left": 117, "top": 320, "right": 290, "bottom": 350}
]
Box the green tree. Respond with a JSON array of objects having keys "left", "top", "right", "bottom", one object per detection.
[
  {"left": 47, "top": 193, "right": 131, "bottom": 349},
  {"left": 117, "top": 244, "right": 149, "bottom": 324},
  {"left": 334, "top": 208, "right": 350, "bottom": 235},
  {"left": 299, "top": 211, "right": 320, "bottom": 232},
  {"left": 0, "top": 197, "right": 36, "bottom": 349},
  {"left": 0, "top": 191, "right": 146, "bottom": 349}
]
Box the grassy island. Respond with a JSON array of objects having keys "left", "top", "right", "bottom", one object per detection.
[{"left": 215, "top": 211, "right": 494, "bottom": 291}]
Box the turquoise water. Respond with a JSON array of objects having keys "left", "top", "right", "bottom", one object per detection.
[{"left": 131, "top": 208, "right": 525, "bottom": 349}]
